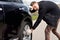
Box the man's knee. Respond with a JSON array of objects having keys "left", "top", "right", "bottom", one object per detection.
[
  {"left": 45, "top": 28, "right": 50, "bottom": 33},
  {"left": 52, "top": 29, "right": 57, "bottom": 33},
  {"left": 45, "top": 25, "right": 53, "bottom": 33}
]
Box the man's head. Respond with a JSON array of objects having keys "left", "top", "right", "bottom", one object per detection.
[{"left": 30, "top": 1, "right": 39, "bottom": 11}]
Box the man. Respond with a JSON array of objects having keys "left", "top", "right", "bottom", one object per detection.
[{"left": 30, "top": 1, "right": 60, "bottom": 40}]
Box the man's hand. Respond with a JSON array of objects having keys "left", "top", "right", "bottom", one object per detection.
[
  {"left": 26, "top": 28, "right": 34, "bottom": 35},
  {"left": 30, "top": 28, "right": 34, "bottom": 33}
]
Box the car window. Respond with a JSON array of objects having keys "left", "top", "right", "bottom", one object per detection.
[{"left": 0, "top": 0, "right": 23, "bottom": 3}]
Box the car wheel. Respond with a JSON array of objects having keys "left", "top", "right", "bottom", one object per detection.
[
  {"left": 4, "top": 20, "right": 32, "bottom": 40},
  {"left": 18, "top": 20, "right": 32, "bottom": 40}
]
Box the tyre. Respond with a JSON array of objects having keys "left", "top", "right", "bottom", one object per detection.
[
  {"left": 4, "top": 20, "right": 32, "bottom": 40},
  {"left": 18, "top": 20, "right": 32, "bottom": 40}
]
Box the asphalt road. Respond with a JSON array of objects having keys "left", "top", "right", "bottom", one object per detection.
[{"left": 32, "top": 20, "right": 60, "bottom": 40}]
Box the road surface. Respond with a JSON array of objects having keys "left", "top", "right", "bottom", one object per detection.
[{"left": 32, "top": 20, "right": 60, "bottom": 40}]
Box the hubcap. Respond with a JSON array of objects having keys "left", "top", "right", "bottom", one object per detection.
[
  {"left": 9, "top": 24, "right": 31, "bottom": 40},
  {"left": 23, "top": 25, "right": 31, "bottom": 40}
]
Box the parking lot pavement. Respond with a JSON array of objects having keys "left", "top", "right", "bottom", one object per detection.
[{"left": 32, "top": 20, "right": 60, "bottom": 40}]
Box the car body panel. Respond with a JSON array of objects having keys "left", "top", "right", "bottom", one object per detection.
[
  {"left": 0, "top": 1, "right": 32, "bottom": 23},
  {"left": 0, "top": 0, "right": 32, "bottom": 39}
]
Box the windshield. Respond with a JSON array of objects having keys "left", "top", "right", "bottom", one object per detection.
[{"left": 0, "top": 0, "right": 23, "bottom": 3}]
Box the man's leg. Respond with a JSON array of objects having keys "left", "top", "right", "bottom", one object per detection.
[
  {"left": 45, "top": 25, "right": 60, "bottom": 40},
  {"left": 45, "top": 25, "right": 54, "bottom": 40},
  {"left": 52, "top": 27, "right": 60, "bottom": 40},
  {"left": 52, "top": 19, "right": 60, "bottom": 40}
]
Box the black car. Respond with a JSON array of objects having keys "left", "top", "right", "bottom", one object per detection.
[{"left": 0, "top": 0, "right": 32, "bottom": 40}]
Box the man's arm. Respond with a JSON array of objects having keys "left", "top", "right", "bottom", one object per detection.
[{"left": 32, "top": 7, "right": 46, "bottom": 29}]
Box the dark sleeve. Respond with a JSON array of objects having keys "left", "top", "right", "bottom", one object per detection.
[
  {"left": 32, "top": 7, "right": 47, "bottom": 29},
  {"left": 30, "top": 9, "right": 37, "bottom": 13}
]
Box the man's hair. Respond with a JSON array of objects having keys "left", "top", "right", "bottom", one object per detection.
[{"left": 30, "top": 1, "right": 37, "bottom": 6}]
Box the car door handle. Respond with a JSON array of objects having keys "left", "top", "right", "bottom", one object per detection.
[{"left": 0, "top": 8, "right": 3, "bottom": 11}]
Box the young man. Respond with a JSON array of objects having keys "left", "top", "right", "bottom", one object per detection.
[{"left": 30, "top": 1, "right": 60, "bottom": 40}]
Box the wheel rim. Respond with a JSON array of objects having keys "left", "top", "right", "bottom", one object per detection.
[
  {"left": 23, "top": 24, "right": 31, "bottom": 40},
  {"left": 9, "top": 24, "right": 31, "bottom": 40}
]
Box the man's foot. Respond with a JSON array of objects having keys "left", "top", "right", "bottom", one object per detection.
[{"left": 59, "top": 38, "right": 60, "bottom": 40}]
